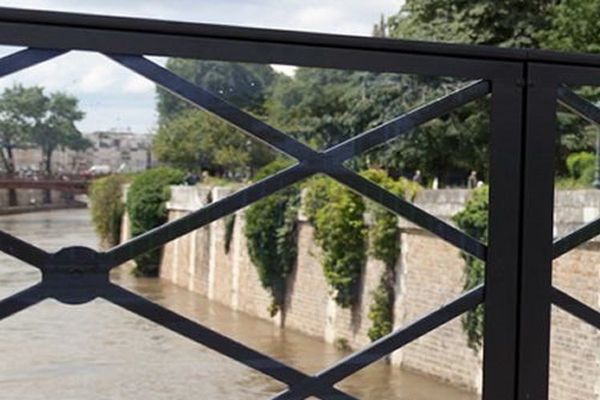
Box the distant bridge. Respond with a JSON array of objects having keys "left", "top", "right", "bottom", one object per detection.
[{"left": 0, "top": 175, "right": 90, "bottom": 194}]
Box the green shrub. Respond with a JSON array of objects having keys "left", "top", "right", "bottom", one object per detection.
[
  {"left": 126, "top": 167, "right": 184, "bottom": 276},
  {"left": 304, "top": 176, "right": 367, "bottom": 308},
  {"left": 566, "top": 151, "right": 595, "bottom": 185},
  {"left": 90, "top": 174, "right": 128, "bottom": 248},
  {"left": 244, "top": 159, "right": 299, "bottom": 316},
  {"left": 453, "top": 185, "right": 488, "bottom": 351}
]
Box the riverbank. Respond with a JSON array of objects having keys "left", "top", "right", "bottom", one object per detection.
[{"left": 152, "top": 186, "right": 600, "bottom": 400}]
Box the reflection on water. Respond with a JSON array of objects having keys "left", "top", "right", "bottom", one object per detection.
[{"left": 0, "top": 209, "right": 477, "bottom": 399}]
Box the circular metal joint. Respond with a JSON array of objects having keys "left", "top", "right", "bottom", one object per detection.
[{"left": 42, "top": 246, "right": 108, "bottom": 305}]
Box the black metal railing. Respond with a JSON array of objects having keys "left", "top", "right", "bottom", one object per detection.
[{"left": 2, "top": 6, "right": 600, "bottom": 399}]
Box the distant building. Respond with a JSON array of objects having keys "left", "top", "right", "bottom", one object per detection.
[
  {"left": 84, "top": 131, "right": 154, "bottom": 173},
  {"left": 10, "top": 131, "right": 154, "bottom": 175}
]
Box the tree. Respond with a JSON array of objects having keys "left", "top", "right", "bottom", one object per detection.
[
  {"left": 157, "top": 59, "right": 276, "bottom": 123},
  {"left": 153, "top": 110, "right": 274, "bottom": 178},
  {"left": 29, "top": 92, "right": 86, "bottom": 178},
  {"left": 388, "top": 0, "right": 556, "bottom": 48},
  {"left": 0, "top": 84, "right": 87, "bottom": 204},
  {"left": 266, "top": 66, "right": 473, "bottom": 181},
  {"left": 538, "top": 0, "right": 600, "bottom": 53},
  {"left": 153, "top": 59, "right": 277, "bottom": 176},
  {"left": 0, "top": 85, "right": 48, "bottom": 205},
  {"left": 382, "top": 0, "right": 600, "bottom": 182}
]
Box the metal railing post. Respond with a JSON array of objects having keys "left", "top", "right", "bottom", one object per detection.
[
  {"left": 483, "top": 68, "right": 526, "bottom": 400},
  {"left": 516, "top": 63, "right": 558, "bottom": 400}
]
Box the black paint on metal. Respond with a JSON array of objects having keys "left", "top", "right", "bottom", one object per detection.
[{"left": 0, "top": 7, "right": 598, "bottom": 400}]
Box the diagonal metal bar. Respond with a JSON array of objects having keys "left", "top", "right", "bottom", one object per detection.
[
  {"left": 272, "top": 285, "right": 484, "bottom": 400},
  {"left": 106, "top": 54, "right": 317, "bottom": 162},
  {"left": 102, "top": 163, "right": 312, "bottom": 269},
  {"left": 324, "top": 80, "right": 490, "bottom": 164},
  {"left": 553, "top": 217, "right": 600, "bottom": 259},
  {"left": 0, "top": 230, "right": 50, "bottom": 269},
  {"left": 325, "top": 165, "right": 487, "bottom": 260},
  {"left": 557, "top": 85, "right": 600, "bottom": 125},
  {"left": 0, "top": 47, "right": 66, "bottom": 79},
  {"left": 0, "top": 283, "right": 47, "bottom": 320},
  {"left": 101, "top": 283, "right": 356, "bottom": 400},
  {"left": 551, "top": 286, "right": 600, "bottom": 330},
  {"left": 552, "top": 88, "right": 600, "bottom": 258}
]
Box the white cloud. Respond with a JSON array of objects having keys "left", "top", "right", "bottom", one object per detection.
[
  {"left": 0, "top": 1, "right": 404, "bottom": 132},
  {"left": 123, "top": 75, "right": 156, "bottom": 94},
  {"left": 78, "top": 63, "right": 119, "bottom": 93}
]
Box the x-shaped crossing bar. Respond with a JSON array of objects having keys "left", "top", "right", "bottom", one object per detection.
[
  {"left": 548, "top": 86, "right": 600, "bottom": 332},
  {"left": 0, "top": 47, "right": 491, "bottom": 399}
]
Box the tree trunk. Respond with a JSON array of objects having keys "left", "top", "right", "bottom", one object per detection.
[
  {"left": 7, "top": 189, "right": 17, "bottom": 207},
  {"left": 42, "top": 148, "right": 52, "bottom": 204},
  {"left": 1, "top": 147, "right": 17, "bottom": 206}
]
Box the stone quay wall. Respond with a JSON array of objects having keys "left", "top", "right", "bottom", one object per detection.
[{"left": 123, "top": 186, "right": 600, "bottom": 399}]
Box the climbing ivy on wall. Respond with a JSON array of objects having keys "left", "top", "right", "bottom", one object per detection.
[
  {"left": 244, "top": 159, "right": 300, "bottom": 316},
  {"left": 363, "top": 169, "right": 419, "bottom": 341},
  {"left": 304, "top": 176, "right": 367, "bottom": 308},
  {"left": 452, "top": 185, "right": 489, "bottom": 351},
  {"left": 304, "top": 169, "right": 419, "bottom": 313}
]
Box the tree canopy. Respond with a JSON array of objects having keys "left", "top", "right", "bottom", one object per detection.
[
  {"left": 152, "top": 1, "right": 600, "bottom": 185},
  {"left": 0, "top": 84, "right": 87, "bottom": 176},
  {"left": 153, "top": 60, "right": 277, "bottom": 178}
]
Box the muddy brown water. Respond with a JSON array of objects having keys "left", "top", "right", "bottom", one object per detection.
[{"left": 0, "top": 209, "right": 477, "bottom": 399}]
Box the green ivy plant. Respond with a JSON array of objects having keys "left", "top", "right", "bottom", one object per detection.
[
  {"left": 304, "top": 176, "right": 367, "bottom": 308},
  {"left": 452, "top": 185, "right": 489, "bottom": 351},
  {"left": 89, "top": 174, "right": 129, "bottom": 249},
  {"left": 244, "top": 159, "right": 300, "bottom": 316},
  {"left": 363, "top": 169, "right": 419, "bottom": 341},
  {"left": 126, "top": 167, "right": 185, "bottom": 277}
]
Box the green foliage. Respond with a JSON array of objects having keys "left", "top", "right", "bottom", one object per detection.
[
  {"left": 453, "top": 185, "right": 489, "bottom": 351},
  {"left": 539, "top": 0, "right": 600, "bottom": 53},
  {"left": 90, "top": 175, "right": 128, "bottom": 248},
  {"left": 154, "top": 59, "right": 277, "bottom": 177},
  {"left": 244, "top": 159, "right": 299, "bottom": 315},
  {"left": 362, "top": 169, "right": 420, "bottom": 267},
  {"left": 126, "top": 167, "right": 185, "bottom": 276},
  {"left": 362, "top": 169, "right": 419, "bottom": 341},
  {"left": 304, "top": 176, "right": 367, "bottom": 308},
  {"left": 266, "top": 58, "right": 491, "bottom": 183},
  {"left": 153, "top": 110, "right": 274, "bottom": 179},
  {"left": 566, "top": 151, "right": 595, "bottom": 185},
  {"left": 367, "top": 272, "right": 395, "bottom": 342},
  {"left": 388, "top": 0, "right": 555, "bottom": 48},
  {"left": 157, "top": 59, "right": 276, "bottom": 121},
  {"left": 304, "top": 169, "right": 418, "bottom": 311},
  {"left": 0, "top": 84, "right": 88, "bottom": 176}
]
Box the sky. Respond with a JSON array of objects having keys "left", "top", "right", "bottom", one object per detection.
[{"left": 0, "top": 0, "right": 404, "bottom": 133}]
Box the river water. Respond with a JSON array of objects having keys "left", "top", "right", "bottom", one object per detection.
[{"left": 0, "top": 209, "right": 476, "bottom": 400}]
